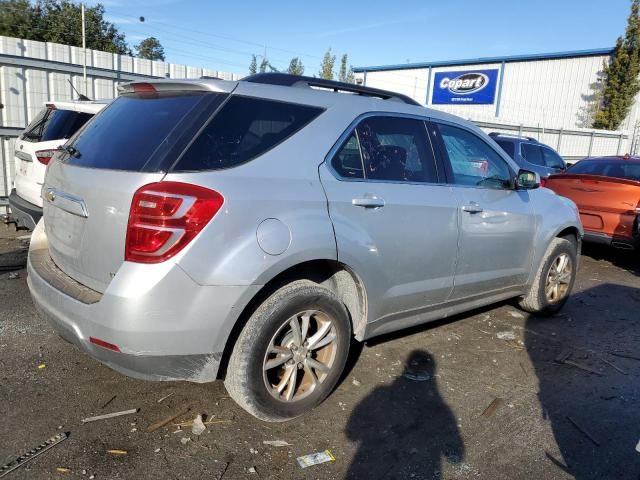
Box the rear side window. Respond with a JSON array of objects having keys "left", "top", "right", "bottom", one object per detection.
[
  {"left": 332, "top": 133, "right": 364, "bottom": 179},
  {"left": 356, "top": 116, "right": 437, "bottom": 183},
  {"left": 65, "top": 93, "right": 217, "bottom": 171},
  {"left": 569, "top": 160, "right": 640, "bottom": 180},
  {"left": 541, "top": 147, "right": 565, "bottom": 169},
  {"left": 22, "top": 107, "right": 93, "bottom": 143},
  {"left": 174, "top": 96, "right": 324, "bottom": 171},
  {"left": 494, "top": 139, "right": 515, "bottom": 159},
  {"left": 521, "top": 143, "right": 545, "bottom": 166}
]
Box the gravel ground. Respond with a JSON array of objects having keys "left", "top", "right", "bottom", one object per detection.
[{"left": 1, "top": 223, "right": 639, "bottom": 480}]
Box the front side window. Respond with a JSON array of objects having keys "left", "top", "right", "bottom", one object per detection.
[
  {"left": 331, "top": 133, "right": 364, "bottom": 179},
  {"left": 521, "top": 143, "right": 545, "bottom": 166},
  {"left": 355, "top": 116, "right": 437, "bottom": 183},
  {"left": 541, "top": 147, "right": 565, "bottom": 169},
  {"left": 437, "top": 124, "right": 512, "bottom": 189},
  {"left": 175, "top": 96, "right": 324, "bottom": 171}
]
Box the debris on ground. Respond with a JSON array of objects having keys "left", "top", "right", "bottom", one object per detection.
[
  {"left": 248, "top": 466, "right": 257, "bottom": 473},
  {"left": 37, "top": 363, "right": 46, "bottom": 369},
  {"left": 636, "top": 439, "right": 640, "bottom": 454},
  {"left": 352, "top": 378, "right": 361, "bottom": 386},
  {"left": 56, "top": 467, "right": 71, "bottom": 473},
  {"left": 106, "top": 449, "right": 128, "bottom": 455},
  {"left": 191, "top": 414, "right": 206, "bottom": 436},
  {"left": 508, "top": 311, "right": 524, "bottom": 319},
  {"left": 0, "top": 432, "right": 68, "bottom": 478},
  {"left": 101, "top": 395, "right": 117, "bottom": 409},
  {"left": 554, "top": 350, "right": 602, "bottom": 376},
  {"left": 146, "top": 407, "right": 190, "bottom": 433},
  {"left": 610, "top": 351, "right": 640, "bottom": 361},
  {"left": 263, "top": 440, "right": 290, "bottom": 447},
  {"left": 157, "top": 392, "right": 174, "bottom": 403},
  {"left": 180, "top": 437, "right": 191, "bottom": 445},
  {"left": 598, "top": 356, "right": 628, "bottom": 375},
  {"left": 174, "top": 419, "right": 231, "bottom": 428},
  {"left": 402, "top": 370, "right": 431, "bottom": 382},
  {"left": 481, "top": 398, "right": 503, "bottom": 417},
  {"left": 81, "top": 408, "right": 139, "bottom": 424},
  {"left": 296, "top": 449, "right": 336, "bottom": 468},
  {"left": 566, "top": 416, "right": 600, "bottom": 446},
  {"left": 496, "top": 331, "right": 517, "bottom": 341},
  {"left": 7, "top": 272, "right": 20, "bottom": 280},
  {"left": 249, "top": 448, "right": 258, "bottom": 454}
]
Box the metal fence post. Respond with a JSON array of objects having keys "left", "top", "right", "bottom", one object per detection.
[
  {"left": 557, "top": 128, "right": 563, "bottom": 151},
  {"left": 518, "top": 124, "right": 523, "bottom": 137},
  {"left": 588, "top": 131, "right": 595, "bottom": 157},
  {"left": 617, "top": 132, "right": 624, "bottom": 155}
]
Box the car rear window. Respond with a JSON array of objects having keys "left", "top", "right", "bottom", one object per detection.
[
  {"left": 172, "top": 96, "right": 324, "bottom": 171},
  {"left": 568, "top": 160, "right": 640, "bottom": 181},
  {"left": 22, "top": 107, "right": 93, "bottom": 143},
  {"left": 64, "top": 92, "right": 222, "bottom": 171},
  {"left": 494, "top": 139, "right": 515, "bottom": 159},
  {"left": 521, "top": 143, "right": 545, "bottom": 166}
]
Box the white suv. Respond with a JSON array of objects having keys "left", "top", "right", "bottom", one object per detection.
[{"left": 9, "top": 100, "right": 107, "bottom": 229}]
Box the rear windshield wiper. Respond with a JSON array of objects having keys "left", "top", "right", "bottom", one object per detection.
[{"left": 59, "top": 144, "right": 81, "bottom": 158}]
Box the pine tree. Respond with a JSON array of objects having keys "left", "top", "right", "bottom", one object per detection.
[
  {"left": 319, "top": 48, "right": 336, "bottom": 80},
  {"left": 338, "top": 53, "right": 355, "bottom": 83},
  {"left": 259, "top": 56, "right": 269, "bottom": 73},
  {"left": 593, "top": 0, "right": 640, "bottom": 130},
  {"left": 249, "top": 54, "right": 257, "bottom": 75},
  {"left": 287, "top": 57, "right": 304, "bottom": 75}
]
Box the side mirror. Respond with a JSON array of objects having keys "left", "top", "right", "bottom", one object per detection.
[{"left": 515, "top": 169, "right": 540, "bottom": 189}]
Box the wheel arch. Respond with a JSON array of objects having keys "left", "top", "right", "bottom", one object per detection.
[{"left": 218, "top": 259, "right": 368, "bottom": 379}]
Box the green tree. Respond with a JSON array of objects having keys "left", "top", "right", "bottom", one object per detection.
[
  {"left": 287, "top": 57, "right": 304, "bottom": 75},
  {"left": 338, "top": 53, "right": 355, "bottom": 83},
  {"left": 593, "top": 0, "right": 640, "bottom": 130},
  {"left": 259, "top": 56, "right": 269, "bottom": 73},
  {"left": 0, "top": 0, "right": 129, "bottom": 54},
  {"left": 319, "top": 48, "right": 336, "bottom": 80},
  {"left": 249, "top": 54, "right": 257, "bottom": 74},
  {"left": 135, "top": 36, "right": 164, "bottom": 61}
]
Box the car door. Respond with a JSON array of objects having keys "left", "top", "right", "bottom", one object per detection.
[
  {"left": 521, "top": 142, "right": 553, "bottom": 177},
  {"left": 428, "top": 121, "right": 536, "bottom": 299},
  {"left": 319, "top": 114, "right": 460, "bottom": 323}
]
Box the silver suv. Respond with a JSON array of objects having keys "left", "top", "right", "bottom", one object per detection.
[{"left": 28, "top": 74, "right": 582, "bottom": 421}]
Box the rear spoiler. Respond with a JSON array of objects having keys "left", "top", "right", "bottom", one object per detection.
[{"left": 118, "top": 79, "right": 237, "bottom": 95}]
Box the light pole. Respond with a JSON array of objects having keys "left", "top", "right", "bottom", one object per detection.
[{"left": 81, "top": 2, "right": 87, "bottom": 96}]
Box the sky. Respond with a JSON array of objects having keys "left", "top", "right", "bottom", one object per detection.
[{"left": 93, "top": 0, "right": 632, "bottom": 75}]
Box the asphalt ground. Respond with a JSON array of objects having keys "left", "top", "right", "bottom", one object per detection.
[{"left": 1, "top": 223, "right": 639, "bottom": 480}]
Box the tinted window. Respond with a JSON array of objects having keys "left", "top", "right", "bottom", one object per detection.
[
  {"left": 356, "top": 116, "right": 437, "bottom": 183},
  {"left": 332, "top": 133, "right": 364, "bottom": 179},
  {"left": 521, "top": 143, "right": 545, "bottom": 166},
  {"left": 175, "top": 96, "right": 324, "bottom": 171},
  {"left": 568, "top": 160, "right": 640, "bottom": 180},
  {"left": 22, "top": 107, "right": 93, "bottom": 143},
  {"left": 495, "top": 139, "right": 515, "bottom": 159},
  {"left": 541, "top": 147, "right": 565, "bottom": 169},
  {"left": 65, "top": 93, "right": 215, "bottom": 171},
  {"left": 437, "top": 124, "right": 512, "bottom": 189}
]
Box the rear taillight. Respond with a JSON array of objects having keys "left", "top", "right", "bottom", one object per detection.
[
  {"left": 125, "top": 182, "right": 224, "bottom": 264},
  {"left": 35, "top": 149, "right": 56, "bottom": 165}
]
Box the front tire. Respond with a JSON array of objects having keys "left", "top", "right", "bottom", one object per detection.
[
  {"left": 519, "top": 237, "right": 577, "bottom": 316},
  {"left": 225, "top": 280, "right": 351, "bottom": 422}
]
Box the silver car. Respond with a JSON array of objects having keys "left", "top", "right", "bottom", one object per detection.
[{"left": 28, "top": 73, "right": 583, "bottom": 421}]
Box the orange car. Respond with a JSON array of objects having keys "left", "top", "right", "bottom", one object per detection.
[{"left": 545, "top": 156, "right": 640, "bottom": 250}]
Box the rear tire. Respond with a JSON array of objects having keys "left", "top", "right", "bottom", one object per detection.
[
  {"left": 224, "top": 280, "right": 351, "bottom": 422},
  {"left": 519, "top": 237, "right": 577, "bottom": 316}
]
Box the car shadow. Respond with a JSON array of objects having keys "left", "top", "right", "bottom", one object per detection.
[
  {"left": 525, "top": 283, "right": 640, "bottom": 479},
  {"left": 581, "top": 243, "right": 640, "bottom": 276},
  {"left": 345, "top": 349, "right": 464, "bottom": 479}
]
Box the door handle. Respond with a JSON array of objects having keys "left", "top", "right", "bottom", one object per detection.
[
  {"left": 461, "top": 202, "right": 483, "bottom": 214},
  {"left": 352, "top": 197, "right": 385, "bottom": 208}
]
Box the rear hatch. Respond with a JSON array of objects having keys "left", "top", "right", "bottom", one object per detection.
[
  {"left": 42, "top": 81, "right": 234, "bottom": 292},
  {"left": 545, "top": 173, "right": 640, "bottom": 231},
  {"left": 15, "top": 105, "right": 96, "bottom": 207}
]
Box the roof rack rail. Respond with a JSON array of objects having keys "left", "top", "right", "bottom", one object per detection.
[
  {"left": 488, "top": 132, "right": 538, "bottom": 142},
  {"left": 242, "top": 73, "right": 421, "bottom": 106}
]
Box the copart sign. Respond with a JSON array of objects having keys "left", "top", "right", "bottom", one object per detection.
[{"left": 432, "top": 69, "right": 499, "bottom": 104}]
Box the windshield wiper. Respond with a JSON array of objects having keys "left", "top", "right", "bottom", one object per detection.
[{"left": 59, "top": 144, "right": 81, "bottom": 158}]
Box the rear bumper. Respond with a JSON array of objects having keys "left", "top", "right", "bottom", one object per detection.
[
  {"left": 8, "top": 189, "right": 42, "bottom": 230},
  {"left": 27, "top": 222, "right": 259, "bottom": 382},
  {"left": 583, "top": 230, "right": 638, "bottom": 250}
]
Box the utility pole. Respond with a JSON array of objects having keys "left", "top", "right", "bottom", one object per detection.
[{"left": 81, "top": 2, "right": 87, "bottom": 95}]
